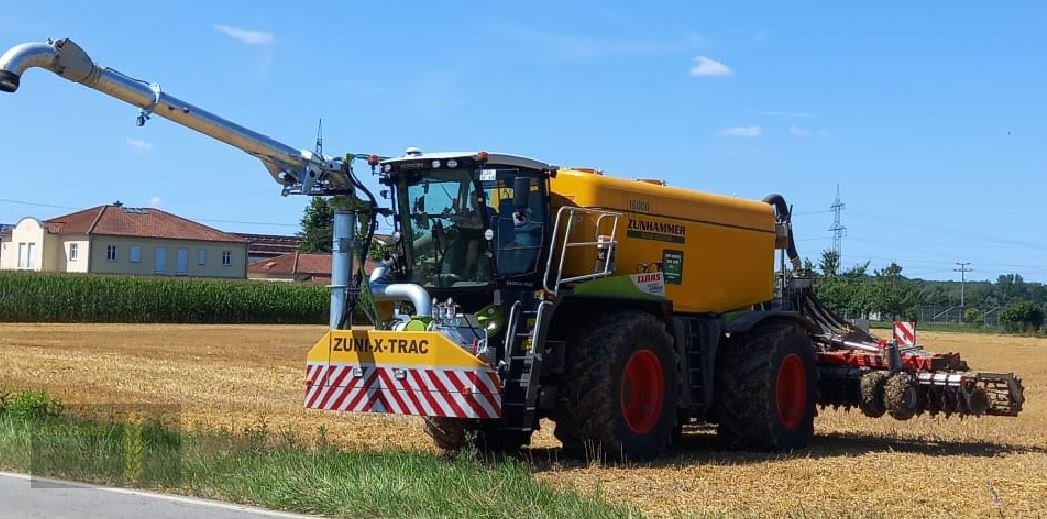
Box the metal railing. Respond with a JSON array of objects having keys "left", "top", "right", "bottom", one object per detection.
[{"left": 542, "top": 206, "right": 622, "bottom": 294}]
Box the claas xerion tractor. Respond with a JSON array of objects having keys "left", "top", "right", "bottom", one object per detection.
[{"left": 1, "top": 38, "right": 1025, "bottom": 460}]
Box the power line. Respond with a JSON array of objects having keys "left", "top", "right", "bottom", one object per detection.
[
  {"left": 0, "top": 198, "right": 78, "bottom": 211},
  {"left": 0, "top": 196, "right": 297, "bottom": 229},
  {"left": 792, "top": 209, "right": 833, "bottom": 217}
]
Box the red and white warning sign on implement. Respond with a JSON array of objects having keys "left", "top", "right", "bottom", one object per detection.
[
  {"left": 893, "top": 321, "right": 917, "bottom": 346},
  {"left": 304, "top": 362, "right": 502, "bottom": 419}
]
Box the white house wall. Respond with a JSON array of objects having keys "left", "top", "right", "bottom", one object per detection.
[
  {"left": 60, "top": 236, "right": 90, "bottom": 273},
  {"left": 0, "top": 218, "right": 46, "bottom": 271}
]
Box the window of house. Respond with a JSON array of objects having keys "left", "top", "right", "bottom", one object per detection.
[
  {"left": 26, "top": 243, "right": 34, "bottom": 267},
  {"left": 69, "top": 243, "right": 79, "bottom": 261},
  {"left": 129, "top": 245, "right": 142, "bottom": 263},
  {"left": 222, "top": 250, "right": 232, "bottom": 266},
  {"left": 17, "top": 242, "right": 27, "bottom": 268},
  {"left": 176, "top": 248, "right": 188, "bottom": 275},
  {"left": 198, "top": 249, "right": 207, "bottom": 266},
  {"left": 155, "top": 247, "right": 167, "bottom": 274},
  {"left": 106, "top": 245, "right": 118, "bottom": 262}
]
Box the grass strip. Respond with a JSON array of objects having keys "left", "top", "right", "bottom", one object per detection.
[{"left": 0, "top": 389, "right": 636, "bottom": 519}]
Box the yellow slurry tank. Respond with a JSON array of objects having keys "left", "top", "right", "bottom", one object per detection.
[{"left": 550, "top": 167, "right": 777, "bottom": 314}]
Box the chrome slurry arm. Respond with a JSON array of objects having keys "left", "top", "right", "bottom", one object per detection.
[{"left": 0, "top": 38, "right": 348, "bottom": 195}]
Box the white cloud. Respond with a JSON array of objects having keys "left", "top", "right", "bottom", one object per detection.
[
  {"left": 690, "top": 56, "right": 733, "bottom": 77},
  {"left": 789, "top": 125, "right": 828, "bottom": 137},
  {"left": 147, "top": 196, "right": 162, "bottom": 208},
  {"left": 750, "top": 110, "right": 813, "bottom": 118},
  {"left": 213, "top": 24, "right": 275, "bottom": 45},
  {"left": 718, "top": 125, "right": 762, "bottom": 138},
  {"left": 126, "top": 138, "right": 154, "bottom": 152}
]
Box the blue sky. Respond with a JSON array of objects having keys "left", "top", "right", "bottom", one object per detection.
[{"left": 2, "top": 1, "right": 1045, "bottom": 281}]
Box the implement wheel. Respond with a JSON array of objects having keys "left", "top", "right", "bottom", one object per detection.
[
  {"left": 884, "top": 373, "right": 919, "bottom": 421},
  {"left": 859, "top": 371, "right": 890, "bottom": 418},
  {"left": 554, "top": 310, "right": 678, "bottom": 461},
  {"left": 714, "top": 320, "right": 817, "bottom": 451}
]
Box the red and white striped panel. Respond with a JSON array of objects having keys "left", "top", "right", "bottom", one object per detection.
[
  {"left": 304, "top": 363, "right": 502, "bottom": 419},
  {"left": 893, "top": 320, "right": 917, "bottom": 346}
]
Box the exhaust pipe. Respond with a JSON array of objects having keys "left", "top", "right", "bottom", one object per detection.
[{"left": 0, "top": 38, "right": 346, "bottom": 194}]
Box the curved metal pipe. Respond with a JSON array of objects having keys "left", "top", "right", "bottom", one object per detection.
[
  {"left": 763, "top": 193, "right": 802, "bottom": 272},
  {"left": 369, "top": 261, "right": 433, "bottom": 318},
  {"left": 0, "top": 38, "right": 346, "bottom": 193},
  {"left": 0, "top": 42, "right": 61, "bottom": 91}
]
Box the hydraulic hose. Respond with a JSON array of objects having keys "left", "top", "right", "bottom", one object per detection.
[
  {"left": 337, "top": 160, "right": 380, "bottom": 329},
  {"left": 762, "top": 193, "right": 802, "bottom": 272}
]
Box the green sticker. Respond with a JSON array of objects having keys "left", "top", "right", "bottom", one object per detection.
[{"left": 662, "top": 250, "right": 684, "bottom": 285}]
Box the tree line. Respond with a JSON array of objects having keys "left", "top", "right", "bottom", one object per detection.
[{"left": 807, "top": 251, "right": 1045, "bottom": 333}]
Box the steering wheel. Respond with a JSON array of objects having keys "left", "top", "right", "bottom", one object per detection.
[{"left": 434, "top": 273, "right": 463, "bottom": 287}]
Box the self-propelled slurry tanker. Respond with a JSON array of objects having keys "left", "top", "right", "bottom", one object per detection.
[{"left": 1, "top": 38, "right": 1024, "bottom": 460}]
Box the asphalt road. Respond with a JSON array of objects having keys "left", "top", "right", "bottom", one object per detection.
[{"left": 0, "top": 472, "right": 323, "bottom": 519}]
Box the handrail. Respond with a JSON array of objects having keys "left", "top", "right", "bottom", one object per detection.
[{"left": 542, "top": 206, "right": 622, "bottom": 294}]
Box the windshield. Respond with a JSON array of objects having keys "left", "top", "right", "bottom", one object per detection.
[
  {"left": 398, "top": 168, "right": 490, "bottom": 288},
  {"left": 396, "top": 167, "right": 546, "bottom": 288}
]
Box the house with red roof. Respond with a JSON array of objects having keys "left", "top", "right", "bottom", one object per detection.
[
  {"left": 0, "top": 202, "right": 247, "bottom": 278},
  {"left": 247, "top": 252, "right": 378, "bottom": 284}
]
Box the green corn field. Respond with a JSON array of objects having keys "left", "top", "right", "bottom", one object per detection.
[{"left": 0, "top": 272, "right": 333, "bottom": 324}]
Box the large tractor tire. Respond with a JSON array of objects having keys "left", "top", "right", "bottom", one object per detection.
[
  {"left": 424, "top": 418, "right": 531, "bottom": 454},
  {"left": 554, "top": 310, "right": 678, "bottom": 462},
  {"left": 714, "top": 319, "right": 817, "bottom": 451}
]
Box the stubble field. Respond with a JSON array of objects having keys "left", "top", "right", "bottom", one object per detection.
[{"left": 1, "top": 323, "right": 1044, "bottom": 518}]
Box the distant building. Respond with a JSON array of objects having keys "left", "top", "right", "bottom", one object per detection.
[
  {"left": 234, "top": 232, "right": 302, "bottom": 263},
  {"left": 0, "top": 224, "right": 11, "bottom": 265},
  {"left": 248, "top": 252, "right": 332, "bottom": 283},
  {"left": 235, "top": 233, "right": 391, "bottom": 265},
  {"left": 0, "top": 204, "right": 247, "bottom": 278},
  {"left": 247, "top": 251, "right": 378, "bottom": 283}
]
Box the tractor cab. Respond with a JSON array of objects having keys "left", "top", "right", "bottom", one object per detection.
[{"left": 377, "top": 150, "right": 555, "bottom": 307}]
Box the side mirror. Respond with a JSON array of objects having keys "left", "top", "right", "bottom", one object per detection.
[
  {"left": 380, "top": 189, "right": 389, "bottom": 199},
  {"left": 413, "top": 196, "right": 425, "bottom": 213},
  {"left": 513, "top": 177, "right": 531, "bottom": 209}
]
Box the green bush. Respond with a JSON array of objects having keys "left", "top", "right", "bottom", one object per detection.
[
  {"left": 0, "top": 272, "right": 333, "bottom": 324},
  {"left": 0, "top": 389, "right": 63, "bottom": 419},
  {"left": 1000, "top": 300, "right": 1045, "bottom": 333}
]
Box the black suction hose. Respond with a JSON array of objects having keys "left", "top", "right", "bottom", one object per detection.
[
  {"left": 337, "top": 163, "right": 380, "bottom": 329},
  {"left": 762, "top": 193, "right": 802, "bottom": 272}
]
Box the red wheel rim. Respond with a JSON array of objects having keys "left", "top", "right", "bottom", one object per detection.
[
  {"left": 619, "top": 350, "right": 665, "bottom": 434},
  {"left": 776, "top": 353, "right": 807, "bottom": 429}
]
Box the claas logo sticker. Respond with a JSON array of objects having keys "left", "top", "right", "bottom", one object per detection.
[{"left": 333, "top": 337, "right": 430, "bottom": 354}]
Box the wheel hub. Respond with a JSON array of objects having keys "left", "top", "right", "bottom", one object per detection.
[
  {"left": 776, "top": 353, "right": 807, "bottom": 429},
  {"left": 619, "top": 349, "right": 665, "bottom": 434}
]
